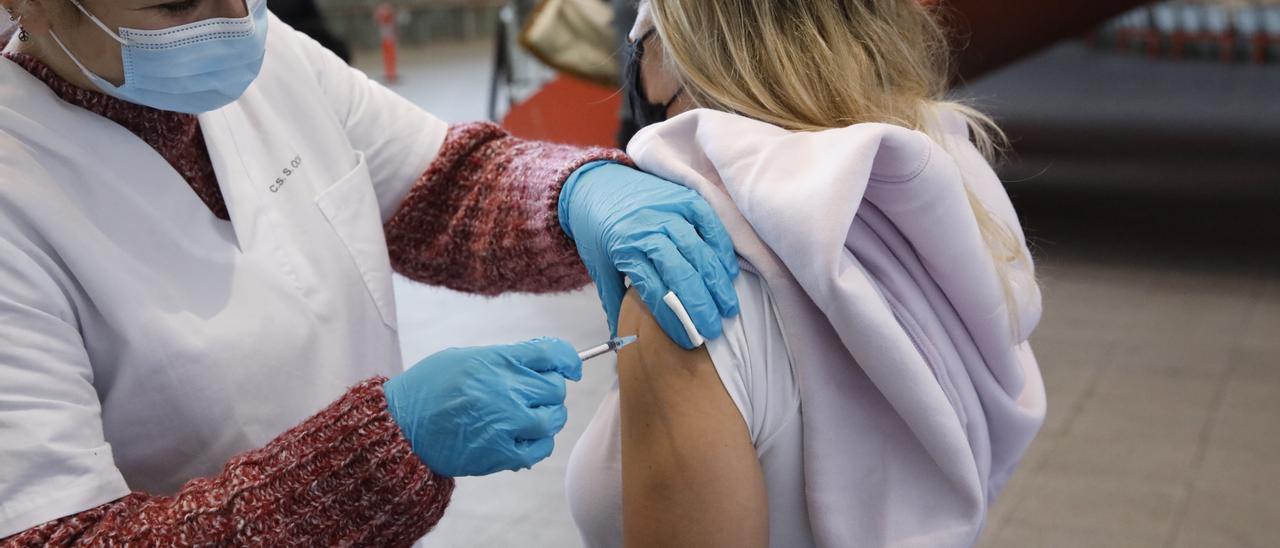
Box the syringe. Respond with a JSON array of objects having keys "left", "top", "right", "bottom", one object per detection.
[{"left": 577, "top": 335, "right": 639, "bottom": 362}]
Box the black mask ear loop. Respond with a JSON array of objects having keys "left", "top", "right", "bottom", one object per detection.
[
  {"left": 623, "top": 29, "right": 685, "bottom": 131},
  {"left": 662, "top": 86, "right": 685, "bottom": 111}
]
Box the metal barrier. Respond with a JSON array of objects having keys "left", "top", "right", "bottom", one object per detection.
[{"left": 488, "top": 0, "right": 557, "bottom": 121}]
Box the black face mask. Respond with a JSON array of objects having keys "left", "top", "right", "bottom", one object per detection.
[{"left": 622, "top": 30, "right": 684, "bottom": 133}]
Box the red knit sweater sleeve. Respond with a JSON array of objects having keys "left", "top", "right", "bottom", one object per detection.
[
  {"left": 385, "top": 122, "right": 631, "bottom": 295},
  {"left": 2, "top": 378, "right": 452, "bottom": 548}
]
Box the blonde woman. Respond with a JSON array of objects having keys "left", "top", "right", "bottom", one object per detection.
[{"left": 566, "top": 1, "right": 1046, "bottom": 547}]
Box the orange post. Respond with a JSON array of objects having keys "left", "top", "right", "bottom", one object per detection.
[{"left": 375, "top": 3, "right": 398, "bottom": 84}]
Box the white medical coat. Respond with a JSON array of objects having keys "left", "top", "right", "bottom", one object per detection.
[{"left": 0, "top": 16, "right": 448, "bottom": 537}]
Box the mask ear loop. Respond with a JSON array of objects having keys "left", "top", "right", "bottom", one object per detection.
[
  {"left": 635, "top": 29, "right": 684, "bottom": 113},
  {"left": 662, "top": 87, "right": 685, "bottom": 111},
  {"left": 46, "top": 28, "right": 103, "bottom": 75},
  {"left": 39, "top": 0, "right": 129, "bottom": 93},
  {"left": 65, "top": 0, "right": 128, "bottom": 45}
]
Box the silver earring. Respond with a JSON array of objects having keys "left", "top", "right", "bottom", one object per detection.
[{"left": 12, "top": 11, "right": 28, "bottom": 41}]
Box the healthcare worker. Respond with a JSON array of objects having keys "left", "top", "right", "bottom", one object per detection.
[{"left": 0, "top": 0, "right": 740, "bottom": 544}]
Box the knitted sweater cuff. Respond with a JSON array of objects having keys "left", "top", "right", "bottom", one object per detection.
[
  {"left": 3, "top": 378, "right": 453, "bottom": 548},
  {"left": 385, "top": 121, "right": 632, "bottom": 295}
]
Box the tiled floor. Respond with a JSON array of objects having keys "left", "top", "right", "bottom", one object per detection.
[
  {"left": 979, "top": 266, "right": 1279, "bottom": 547},
  {"left": 977, "top": 173, "right": 1280, "bottom": 547},
  {"left": 354, "top": 40, "right": 1279, "bottom": 547}
]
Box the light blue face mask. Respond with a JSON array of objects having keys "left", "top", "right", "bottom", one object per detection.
[{"left": 48, "top": 0, "right": 269, "bottom": 114}]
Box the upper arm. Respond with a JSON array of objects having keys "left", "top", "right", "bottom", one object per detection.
[
  {"left": 616, "top": 290, "right": 768, "bottom": 548},
  {"left": 0, "top": 236, "right": 129, "bottom": 536},
  {"left": 286, "top": 18, "right": 449, "bottom": 221}
]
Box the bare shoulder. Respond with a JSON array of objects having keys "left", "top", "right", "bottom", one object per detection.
[
  {"left": 617, "top": 289, "right": 713, "bottom": 381},
  {"left": 616, "top": 292, "right": 769, "bottom": 547}
]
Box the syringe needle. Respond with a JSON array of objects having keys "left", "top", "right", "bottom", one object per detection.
[{"left": 577, "top": 335, "right": 639, "bottom": 362}]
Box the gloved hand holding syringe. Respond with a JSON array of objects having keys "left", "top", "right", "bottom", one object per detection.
[{"left": 387, "top": 334, "right": 638, "bottom": 478}]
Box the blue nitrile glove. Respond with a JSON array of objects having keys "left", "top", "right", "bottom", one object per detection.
[
  {"left": 559, "top": 161, "right": 740, "bottom": 349},
  {"left": 383, "top": 338, "right": 582, "bottom": 477}
]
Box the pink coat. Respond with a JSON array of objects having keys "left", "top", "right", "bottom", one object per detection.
[{"left": 628, "top": 108, "right": 1046, "bottom": 547}]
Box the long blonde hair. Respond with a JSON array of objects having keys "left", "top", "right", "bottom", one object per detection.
[{"left": 648, "top": 0, "right": 1033, "bottom": 320}]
